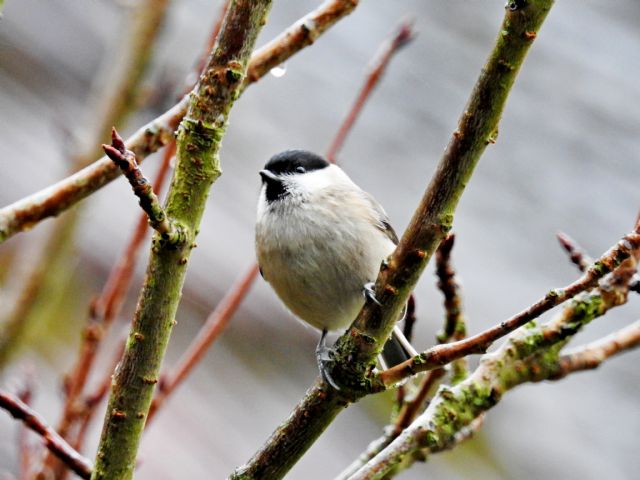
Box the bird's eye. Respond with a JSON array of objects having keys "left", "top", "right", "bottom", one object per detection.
[{"left": 295, "top": 166, "right": 306, "bottom": 174}]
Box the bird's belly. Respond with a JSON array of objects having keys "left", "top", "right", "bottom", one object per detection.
[{"left": 257, "top": 226, "right": 391, "bottom": 331}]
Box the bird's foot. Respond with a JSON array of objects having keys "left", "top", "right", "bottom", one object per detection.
[{"left": 316, "top": 329, "right": 341, "bottom": 390}]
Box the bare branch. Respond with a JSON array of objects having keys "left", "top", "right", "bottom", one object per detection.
[
  {"left": 550, "top": 321, "right": 640, "bottom": 379},
  {"left": 102, "top": 128, "right": 183, "bottom": 244},
  {"left": 0, "top": 390, "right": 92, "bottom": 480}
]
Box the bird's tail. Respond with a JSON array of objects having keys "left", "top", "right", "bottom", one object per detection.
[{"left": 380, "top": 325, "right": 417, "bottom": 369}]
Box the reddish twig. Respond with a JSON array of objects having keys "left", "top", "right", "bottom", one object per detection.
[
  {"left": 147, "top": 264, "right": 260, "bottom": 423},
  {"left": 0, "top": 390, "right": 92, "bottom": 480},
  {"left": 325, "top": 18, "right": 415, "bottom": 163},
  {"left": 556, "top": 231, "right": 593, "bottom": 272},
  {"left": 17, "top": 379, "right": 34, "bottom": 480},
  {"left": 103, "top": 128, "right": 181, "bottom": 243},
  {"left": 379, "top": 228, "right": 640, "bottom": 387}
]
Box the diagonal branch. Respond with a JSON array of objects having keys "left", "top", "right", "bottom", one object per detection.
[
  {"left": 231, "top": 2, "right": 555, "bottom": 479},
  {"left": 350, "top": 251, "right": 638, "bottom": 479},
  {"left": 550, "top": 320, "right": 640, "bottom": 378},
  {"left": 0, "top": 390, "right": 92, "bottom": 480}
]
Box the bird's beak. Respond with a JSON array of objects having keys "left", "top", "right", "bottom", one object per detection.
[{"left": 259, "top": 169, "right": 280, "bottom": 183}]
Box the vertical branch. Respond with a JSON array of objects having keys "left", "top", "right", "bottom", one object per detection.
[{"left": 91, "top": 2, "right": 273, "bottom": 479}]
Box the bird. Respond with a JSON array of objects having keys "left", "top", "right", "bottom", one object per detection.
[{"left": 255, "top": 150, "right": 415, "bottom": 381}]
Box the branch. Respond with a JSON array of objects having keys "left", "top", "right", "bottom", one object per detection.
[
  {"left": 91, "top": 2, "right": 273, "bottom": 478},
  {"left": 556, "top": 231, "right": 593, "bottom": 272},
  {"left": 102, "top": 128, "right": 182, "bottom": 244},
  {"left": 231, "top": 2, "right": 555, "bottom": 479},
  {"left": 550, "top": 320, "right": 640, "bottom": 379},
  {"left": 378, "top": 227, "right": 640, "bottom": 387},
  {"left": 47, "top": 142, "right": 174, "bottom": 465},
  {"left": 0, "top": 390, "right": 92, "bottom": 480},
  {"left": 0, "top": 0, "right": 359, "bottom": 244},
  {"left": 325, "top": 18, "right": 415, "bottom": 163},
  {"left": 0, "top": 98, "right": 186, "bottom": 244}
]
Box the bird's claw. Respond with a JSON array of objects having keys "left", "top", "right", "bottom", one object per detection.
[{"left": 363, "top": 282, "right": 382, "bottom": 306}]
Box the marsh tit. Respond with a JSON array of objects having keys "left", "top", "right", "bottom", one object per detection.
[{"left": 255, "top": 150, "right": 416, "bottom": 376}]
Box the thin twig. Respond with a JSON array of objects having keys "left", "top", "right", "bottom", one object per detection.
[
  {"left": 103, "top": 128, "right": 182, "bottom": 243},
  {"left": 378, "top": 228, "right": 640, "bottom": 387},
  {"left": 556, "top": 231, "right": 593, "bottom": 272},
  {"left": 550, "top": 321, "right": 640, "bottom": 379},
  {"left": 17, "top": 379, "right": 34, "bottom": 480},
  {"left": 325, "top": 18, "right": 415, "bottom": 163},
  {"left": 0, "top": 390, "right": 92, "bottom": 480},
  {"left": 434, "top": 233, "right": 469, "bottom": 381},
  {"left": 0, "top": 0, "right": 359, "bottom": 244}
]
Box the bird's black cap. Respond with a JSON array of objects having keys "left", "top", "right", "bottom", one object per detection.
[{"left": 263, "top": 150, "right": 329, "bottom": 175}]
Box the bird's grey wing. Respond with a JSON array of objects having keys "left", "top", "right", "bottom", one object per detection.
[{"left": 361, "top": 191, "right": 399, "bottom": 245}]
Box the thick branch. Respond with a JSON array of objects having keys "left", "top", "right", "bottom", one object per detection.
[
  {"left": 0, "top": 0, "right": 359, "bottom": 244},
  {"left": 90, "top": 2, "right": 273, "bottom": 479},
  {"left": 232, "top": 2, "right": 554, "bottom": 479},
  {"left": 0, "top": 390, "right": 92, "bottom": 480}
]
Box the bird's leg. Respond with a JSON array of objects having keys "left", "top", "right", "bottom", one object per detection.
[
  {"left": 363, "top": 282, "right": 381, "bottom": 306},
  {"left": 316, "top": 328, "right": 341, "bottom": 390}
]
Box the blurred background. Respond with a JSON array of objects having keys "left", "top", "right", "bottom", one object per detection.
[{"left": 1, "top": 0, "right": 639, "bottom": 478}]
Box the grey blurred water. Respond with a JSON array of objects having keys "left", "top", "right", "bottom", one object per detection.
[{"left": 0, "top": 1, "right": 639, "bottom": 479}]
